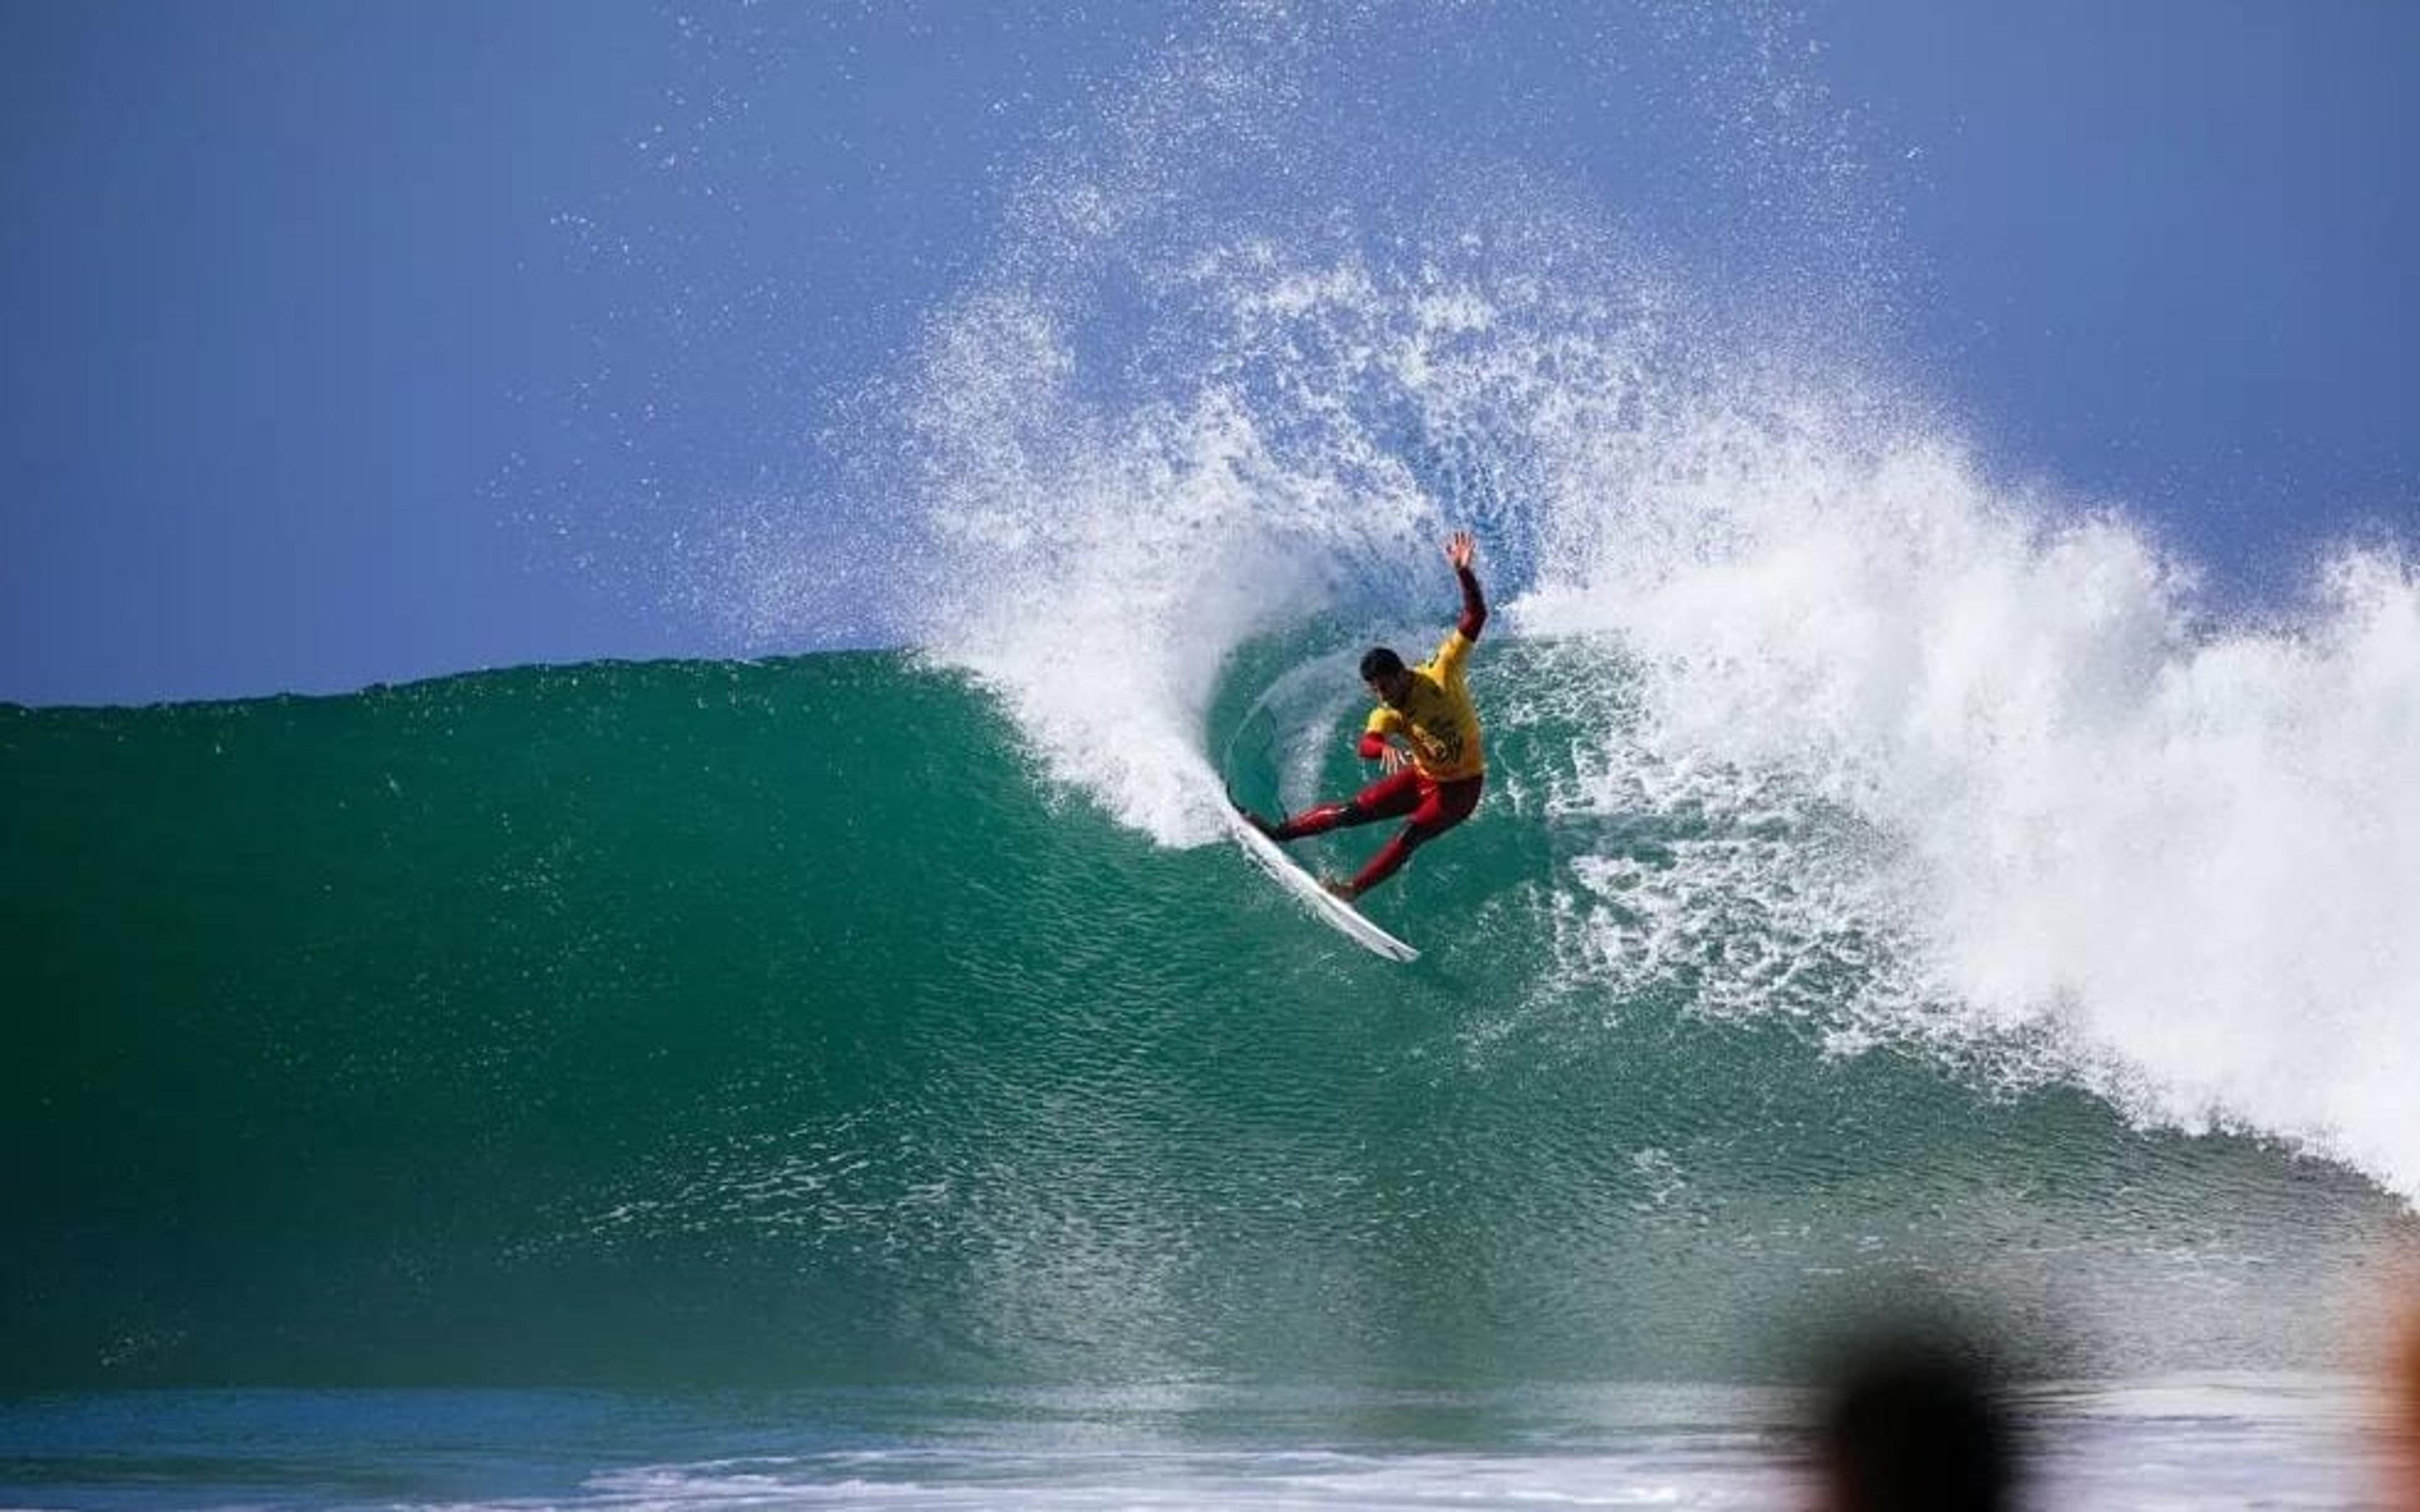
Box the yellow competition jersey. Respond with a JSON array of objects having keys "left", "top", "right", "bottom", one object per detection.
[{"left": 1366, "top": 627, "right": 1485, "bottom": 781}]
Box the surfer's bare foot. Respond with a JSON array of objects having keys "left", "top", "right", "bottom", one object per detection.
[
  {"left": 1241, "top": 809, "right": 1282, "bottom": 840},
  {"left": 1320, "top": 876, "right": 1360, "bottom": 902}
]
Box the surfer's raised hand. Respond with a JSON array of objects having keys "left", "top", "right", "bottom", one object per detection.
[{"left": 1447, "top": 530, "right": 1487, "bottom": 639}]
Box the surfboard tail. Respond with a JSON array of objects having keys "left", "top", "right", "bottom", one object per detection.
[{"left": 1224, "top": 808, "right": 1420, "bottom": 963}]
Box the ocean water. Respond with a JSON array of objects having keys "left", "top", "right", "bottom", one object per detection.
[
  {"left": 0, "top": 1379, "right": 2399, "bottom": 1509},
  {"left": 3, "top": 650, "right": 2414, "bottom": 1505}
]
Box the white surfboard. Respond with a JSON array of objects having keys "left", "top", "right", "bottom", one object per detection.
[{"left": 1224, "top": 806, "right": 1420, "bottom": 963}]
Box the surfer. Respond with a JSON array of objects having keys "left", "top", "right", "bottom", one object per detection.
[{"left": 1243, "top": 530, "right": 1489, "bottom": 902}]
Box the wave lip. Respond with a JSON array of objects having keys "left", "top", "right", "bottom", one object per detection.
[
  {"left": 893, "top": 209, "right": 2420, "bottom": 1208},
  {"left": 1535, "top": 425, "right": 2420, "bottom": 1201}
]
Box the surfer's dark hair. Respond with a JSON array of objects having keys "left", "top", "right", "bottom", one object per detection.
[{"left": 1360, "top": 647, "right": 1405, "bottom": 682}]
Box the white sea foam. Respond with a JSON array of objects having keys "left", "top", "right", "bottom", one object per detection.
[
  {"left": 882, "top": 227, "right": 2420, "bottom": 1203},
  {"left": 1525, "top": 399, "right": 2420, "bottom": 1198},
  {"left": 815, "top": 7, "right": 2420, "bottom": 1201}
]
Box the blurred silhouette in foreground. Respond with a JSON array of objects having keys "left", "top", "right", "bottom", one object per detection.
[
  {"left": 2392, "top": 1303, "right": 2420, "bottom": 1511},
  {"left": 1810, "top": 1327, "right": 2021, "bottom": 1512}
]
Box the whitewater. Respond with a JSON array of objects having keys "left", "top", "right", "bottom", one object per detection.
[{"left": 810, "top": 20, "right": 2420, "bottom": 1210}]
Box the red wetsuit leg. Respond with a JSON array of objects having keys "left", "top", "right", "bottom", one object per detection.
[
  {"left": 1349, "top": 772, "right": 1485, "bottom": 895},
  {"left": 1271, "top": 767, "right": 1425, "bottom": 840}
]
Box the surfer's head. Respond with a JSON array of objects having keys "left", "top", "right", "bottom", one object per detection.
[{"left": 1360, "top": 647, "right": 1413, "bottom": 707}]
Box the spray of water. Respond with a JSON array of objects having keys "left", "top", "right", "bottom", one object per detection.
[{"left": 740, "top": 6, "right": 2420, "bottom": 1201}]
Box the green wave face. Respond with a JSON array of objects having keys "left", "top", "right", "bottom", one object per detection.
[{"left": 0, "top": 653, "right": 2398, "bottom": 1391}]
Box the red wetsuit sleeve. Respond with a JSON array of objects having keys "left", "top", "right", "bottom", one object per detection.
[
  {"left": 1456, "top": 565, "right": 1487, "bottom": 640},
  {"left": 1357, "top": 731, "right": 1389, "bottom": 761}
]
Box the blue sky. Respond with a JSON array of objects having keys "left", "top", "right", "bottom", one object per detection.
[{"left": 3, "top": 0, "right": 2414, "bottom": 706}]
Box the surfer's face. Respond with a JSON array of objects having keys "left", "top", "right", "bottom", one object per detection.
[{"left": 1368, "top": 670, "right": 1414, "bottom": 709}]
